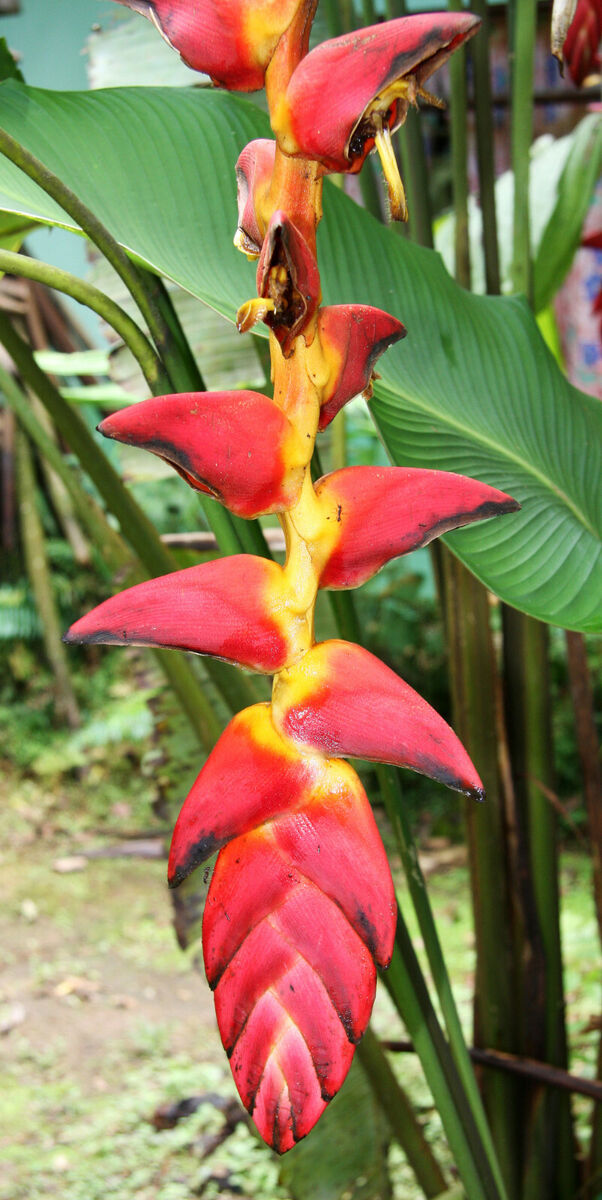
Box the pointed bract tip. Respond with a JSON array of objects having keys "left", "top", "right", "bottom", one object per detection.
[{"left": 168, "top": 831, "right": 221, "bottom": 889}]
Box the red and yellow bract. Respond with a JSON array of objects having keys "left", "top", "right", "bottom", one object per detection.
[{"left": 67, "top": 0, "right": 519, "bottom": 1152}]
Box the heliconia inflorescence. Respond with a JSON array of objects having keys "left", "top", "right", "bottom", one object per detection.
[{"left": 66, "top": 0, "right": 520, "bottom": 1153}]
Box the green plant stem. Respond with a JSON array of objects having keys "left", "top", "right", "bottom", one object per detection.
[
  {"left": 509, "top": 0, "right": 536, "bottom": 302},
  {"left": 376, "top": 763, "right": 509, "bottom": 1200},
  {"left": 470, "top": 0, "right": 501, "bottom": 294},
  {"left": 564, "top": 630, "right": 602, "bottom": 1195},
  {"left": 443, "top": 556, "right": 520, "bottom": 1199},
  {"left": 502, "top": 606, "right": 576, "bottom": 1200},
  {"left": 448, "top": 0, "right": 470, "bottom": 289},
  {"left": 445, "top": 37, "right": 520, "bottom": 1195},
  {"left": 357, "top": 1028, "right": 448, "bottom": 1197},
  {"left": 397, "top": 113, "right": 434, "bottom": 249},
  {"left": 0, "top": 360, "right": 129, "bottom": 570},
  {"left": 30, "top": 395, "right": 90, "bottom": 566},
  {"left": 384, "top": 0, "right": 433, "bottom": 246},
  {"left": 16, "top": 427, "right": 81, "bottom": 729},
  {"left": 330, "top": 410, "right": 347, "bottom": 472},
  {"left": 322, "top": 0, "right": 343, "bottom": 37},
  {"left": 2, "top": 361, "right": 227, "bottom": 747},
  {"left": 0, "top": 311, "right": 258, "bottom": 721},
  {"left": 358, "top": 155, "right": 384, "bottom": 221},
  {"left": 0, "top": 247, "right": 169, "bottom": 393},
  {"left": 507, "top": 6, "right": 576, "bottom": 1194},
  {"left": 384, "top": 907, "right": 506, "bottom": 1200},
  {"left": 0, "top": 127, "right": 177, "bottom": 369},
  {"left": 141, "top": 271, "right": 206, "bottom": 392}
]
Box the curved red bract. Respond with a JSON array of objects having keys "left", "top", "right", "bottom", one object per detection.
[
  {"left": 112, "top": 0, "right": 312, "bottom": 90},
  {"left": 63, "top": 556, "right": 294, "bottom": 673},
  {"left": 168, "top": 704, "right": 324, "bottom": 886},
  {"left": 317, "top": 306, "right": 406, "bottom": 429},
  {"left": 315, "top": 466, "right": 520, "bottom": 588},
  {"left": 275, "top": 13, "right": 480, "bottom": 171},
  {"left": 98, "top": 391, "right": 308, "bottom": 518},
  {"left": 273, "top": 639, "right": 485, "bottom": 797},
  {"left": 203, "top": 761, "right": 395, "bottom": 1150}
]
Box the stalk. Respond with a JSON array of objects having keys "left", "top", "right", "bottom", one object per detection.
[
  {"left": 384, "top": 907, "right": 506, "bottom": 1200},
  {"left": 448, "top": 0, "right": 470, "bottom": 289},
  {"left": 377, "top": 762, "right": 509, "bottom": 1200},
  {"left": 16, "top": 427, "right": 81, "bottom": 729},
  {"left": 469, "top": 0, "right": 501, "bottom": 294},
  {"left": 0, "top": 248, "right": 169, "bottom": 392},
  {"left": 1, "top": 360, "right": 227, "bottom": 747},
  {"left": 385, "top": 0, "right": 433, "bottom": 247},
  {"left": 140, "top": 270, "right": 207, "bottom": 393},
  {"left": 509, "top": 0, "right": 535, "bottom": 305},
  {"left": 502, "top": 606, "right": 576, "bottom": 1200},
  {"left": 445, "top": 19, "right": 521, "bottom": 1196},
  {"left": 565, "top": 630, "right": 602, "bottom": 1194},
  {"left": 0, "top": 360, "right": 133, "bottom": 572},
  {"left": 0, "top": 311, "right": 258, "bottom": 719},
  {"left": 443, "top": 556, "right": 520, "bottom": 1199},
  {"left": 507, "top": 6, "right": 576, "bottom": 1194},
  {"left": 357, "top": 1027, "right": 448, "bottom": 1197},
  {"left": 397, "top": 112, "right": 433, "bottom": 248}
]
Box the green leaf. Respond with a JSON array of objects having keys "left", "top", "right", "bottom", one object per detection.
[
  {"left": 534, "top": 113, "right": 602, "bottom": 312},
  {"left": 279, "top": 1058, "right": 391, "bottom": 1200},
  {"left": 0, "top": 39, "right": 24, "bottom": 85},
  {"left": 0, "top": 81, "right": 599, "bottom": 631}
]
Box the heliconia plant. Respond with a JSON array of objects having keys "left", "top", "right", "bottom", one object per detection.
[{"left": 65, "top": 0, "right": 520, "bottom": 1153}]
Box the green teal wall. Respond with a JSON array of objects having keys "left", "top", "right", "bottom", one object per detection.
[
  {"left": 0, "top": 0, "right": 112, "bottom": 89},
  {"left": 0, "top": 1, "right": 118, "bottom": 339}
]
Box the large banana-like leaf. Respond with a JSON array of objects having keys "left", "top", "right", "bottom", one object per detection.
[{"left": 0, "top": 81, "right": 599, "bottom": 631}]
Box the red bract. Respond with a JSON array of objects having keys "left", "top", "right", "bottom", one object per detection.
[
  {"left": 237, "top": 210, "right": 321, "bottom": 354},
  {"left": 203, "top": 760, "right": 395, "bottom": 1151},
  {"left": 168, "top": 703, "right": 324, "bottom": 886},
  {"left": 313, "top": 466, "right": 520, "bottom": 588},
  {"left": 563, "top": 0, "right": 602, "bottom": 84},
  {"left": 273, "top": 13, "right": 480, "bottom": 218},
  {"left": 63, "top": 557, "right": 295, "bottom": 673},
  {"left": 235, "top": 139, "right": 276, "bottom": 256},
  {"left": 98, "top": 391, "right": 308, "bottom": 518},
  {"left": 317, "top": 305, "right": 406, "bottom": 428},
  {"left": 273, "top": 639, "right": 485, "bottom": 797},
  {"left": 112, "top": 0, "right": 316, "bottom": 91}
]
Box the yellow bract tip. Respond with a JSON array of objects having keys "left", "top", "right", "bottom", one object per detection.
[
  {"left": 374, "top": 123, "right": 408, "bottom": 223},
  {"left": 236, "top": 296, "right": 276, "bottom": 334},
  {"left": 233, "top": 228, "right": 261, "bottom": 260}
]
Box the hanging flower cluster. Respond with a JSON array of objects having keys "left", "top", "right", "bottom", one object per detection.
[{"left": 66, "top": 0, "right": 519, "bottom": 1152}]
